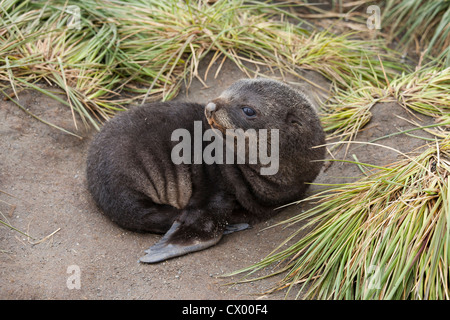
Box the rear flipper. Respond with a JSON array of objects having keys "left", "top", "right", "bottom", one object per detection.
[{"left": 139, "top": 221, "right": 250, "bottom": 264}]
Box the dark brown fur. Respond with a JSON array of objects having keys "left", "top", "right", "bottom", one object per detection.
[{"left": 86, "top": 78, "right": 325, "bottom": 262}]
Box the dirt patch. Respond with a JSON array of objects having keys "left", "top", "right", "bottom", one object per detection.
[{"left": 0, "top": 55, "right": 436, "bottom": 299}]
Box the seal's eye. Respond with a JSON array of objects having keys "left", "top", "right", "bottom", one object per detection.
[{"left": 242, "top": 107, "right": 256, "bottom": 118}]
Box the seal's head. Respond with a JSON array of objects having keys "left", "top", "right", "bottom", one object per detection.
[
  {"left": 204, "top": 78, "right": 324, "bottom": 149},
  {"left": 204, "top": 78, "right": 325, "bottom": 207}
]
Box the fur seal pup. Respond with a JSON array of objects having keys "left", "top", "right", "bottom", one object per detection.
[{"left": 86, "top": 78, "right": 325, "bottom": 263}]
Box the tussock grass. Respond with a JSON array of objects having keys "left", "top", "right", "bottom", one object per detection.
[
  {"left": 382, "top": 0, "right": 450, "bottom": 63},
  {"left": 229, "top": 138, "right": 450, "bottom": 299},
  {"left": 320, "top": 80, "right": 384, "bottom": 143},
  {"left": 298, "top": 0, "right": 450, "bottom": 65},
  {"left": 321, "top": 64, "right": 450, "bottom": 145},
  {"left": 390, "top": 65, "right": 450, "bottom": 119},
  {"left": 1, "top": 0, "right": 401, "bottom": 130}
]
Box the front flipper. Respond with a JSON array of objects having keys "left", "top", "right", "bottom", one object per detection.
[
  {"left": 139, "top": 220, "right": 223, "bottom": 264},
  {"left": 223, "top": 223, "right": 250, "bottom": 235}
]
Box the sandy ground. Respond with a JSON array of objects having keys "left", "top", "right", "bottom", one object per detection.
[{"left": 0, "top": 56, "right": 436, "bottom": 300}]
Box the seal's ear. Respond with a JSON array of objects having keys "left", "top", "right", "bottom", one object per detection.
[{"left": 286, "top": 112, "right": 302, "bottom": 127}]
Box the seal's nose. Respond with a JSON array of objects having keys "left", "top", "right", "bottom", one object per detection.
[{"left": 205, "top": 102, "right": 217, "bottom": 118}]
